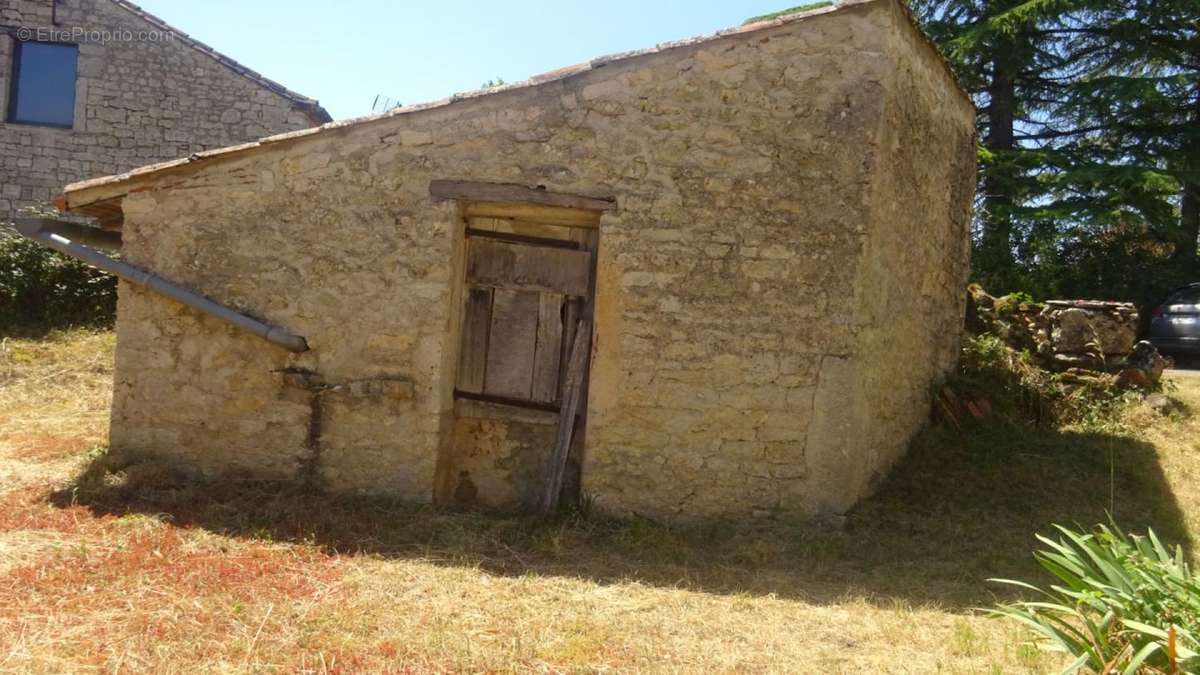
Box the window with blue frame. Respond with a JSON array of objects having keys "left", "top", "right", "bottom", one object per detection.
[{"left": 7, "top": 41, "right": 78, "bottom": 128}]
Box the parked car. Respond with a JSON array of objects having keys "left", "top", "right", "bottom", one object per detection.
[{"left": 1148, "top": 283, "right": 1200, "bottom": 354}]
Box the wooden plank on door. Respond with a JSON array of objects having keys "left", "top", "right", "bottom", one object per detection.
[
  {"left": 531, "top": 293, "right": 564, "bottom": 403},
  {"left": 463, "top": 201, "right": 601, "bottom": 228},
  {"left": 483, "top": 289, "right": 540, "bottom": 400},
  {"left": 559, "top": 299, "right": 580, "bottom": 401},
  {"left": 492, "top": 218, "right": 576, "bottom": 242},
  {"left": 467, "top": 237, "right": 591, "bottom": 297},
  {"left": 540, "top": 318, "right": 592, "bottom": 516},
  {"left": 456, "top": 287, "right": 493, "bottom": 394}
]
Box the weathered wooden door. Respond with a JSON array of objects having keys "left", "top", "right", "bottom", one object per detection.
[
  {"left": 454, "top": 231, "right": 593, "bottom": 407},
  {"left": 447, "top": 215, "right": 599, "bottom": 513}
]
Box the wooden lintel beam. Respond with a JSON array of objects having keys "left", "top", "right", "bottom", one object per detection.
[{"left": 430, "top": 179, "right": 616, "bottom": 212}]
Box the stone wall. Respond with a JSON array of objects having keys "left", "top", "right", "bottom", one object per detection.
[
  {"left": 966, "top": 289, "right": 1165, "bottom": 386},
  {"left": 95, "top": 0, "right": 973, "bottom": 521},
  {"left": 0, "top": 0, "right": 322, "bottom": 219}
]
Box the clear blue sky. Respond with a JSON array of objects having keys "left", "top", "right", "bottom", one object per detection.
[{"left": 134, "top": 1, "right": 801, "bottom": 120}]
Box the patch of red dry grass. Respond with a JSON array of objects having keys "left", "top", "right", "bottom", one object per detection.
[
  {"left": 1, "top": 527, "right": 340, "bottom": 608},
  {"left": 0, "top": 493, "right": 344, "bottom": 671},
  {"left": 0, "top": 482, "right": 116, "bottom": 535}
]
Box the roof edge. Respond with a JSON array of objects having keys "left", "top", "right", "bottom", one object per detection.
[
  {"left": 886, "top": 0, "right": 974, "bottom": 110},
  {"left": 63, "top": 0, "right": 969, "bottom": 217}
]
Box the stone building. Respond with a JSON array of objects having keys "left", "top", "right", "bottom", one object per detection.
[
  {"left": 55, "top": 0, "right": 975, "bottom": 522},
  {"left": 1, "top": 0, "right": 329, "bottom": 219}
]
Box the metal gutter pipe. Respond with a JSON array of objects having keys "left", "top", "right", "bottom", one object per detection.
[
  {"left": 14, "top": 217, "right": 123, "bottom": 251},
  {"left": 13, "top": 218, "right": 309, "bottom": 353}
]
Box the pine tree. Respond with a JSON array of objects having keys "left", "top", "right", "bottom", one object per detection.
[
  {"left": 914, "top": 0, "right": 1200, "bottom": 305},
  {"left": 1046, "top": 0, "right": 1199, "bottom": 274},
  {"left": 911, "top": 0, "right": 1075, "bottom": 292}
]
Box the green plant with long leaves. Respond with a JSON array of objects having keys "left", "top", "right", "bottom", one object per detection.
[{"left": 992, "top": 522, "right": 1200, "bottom": 673}]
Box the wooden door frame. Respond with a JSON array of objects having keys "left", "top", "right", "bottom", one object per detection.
[{"left": 430, "top": 180, "right": 609, "bottom": 512}]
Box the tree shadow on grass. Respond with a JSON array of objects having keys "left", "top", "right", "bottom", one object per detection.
[{"left": 50, "top": 420, "right": 1191, "bottom": 610}]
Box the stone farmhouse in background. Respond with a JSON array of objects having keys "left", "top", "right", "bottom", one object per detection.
[
  {"left": 58, "top": 0, "right": 975, "bottom": 522},
  {"left": 0, "top": 0, "right": 329, "bottom": 220}
]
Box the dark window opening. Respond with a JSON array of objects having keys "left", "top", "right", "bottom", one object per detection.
[{"left": 7, "top": 41, "right": 78, "bottom": 128}]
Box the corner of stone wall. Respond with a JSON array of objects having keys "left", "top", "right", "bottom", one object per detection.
[{"left": 819, "top": 5, "right": 976, "bottom": 513}]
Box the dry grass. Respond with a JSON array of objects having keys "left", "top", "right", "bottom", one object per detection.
[
  {"left": 1, "top": 329, "right": 1198, "bottom": 673},
  {"left": 1122, "top": 378, "right": 1200, "bottom": 542},
  {"left": 0, "top": 329, "right": 113, "bottom": 493}
]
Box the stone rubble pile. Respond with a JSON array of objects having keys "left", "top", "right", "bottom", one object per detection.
[{"left": 966, "top": 285, "right": 1166, "bottom": 388}]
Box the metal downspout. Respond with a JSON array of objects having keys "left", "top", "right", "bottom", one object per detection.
[
  {"left": 15, "top": 217, "right": 124, "bottom": 251},
  {"left": 13, "top": 218, "right": 309, "bottom": 353}
]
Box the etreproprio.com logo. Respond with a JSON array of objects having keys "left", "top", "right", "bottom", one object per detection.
[{"left": 14, "top": 26, "right": 175, "bottom": 43}]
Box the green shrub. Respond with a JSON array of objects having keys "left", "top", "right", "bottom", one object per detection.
[
  {"left": 951, "top": 334, "right": 1137, "bottom": 429},
  {"left": 994, "top": 291, "right": 1040, "bottom": 316},
  {"left": 992, "top": 522, "right": 1200, "bottom": 674},
  {"left": 955, "top": 333, "right": 1058, "bottom": 423},
  {"left": 0, "top": 224, "right": 116, "bottom": 330}
]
